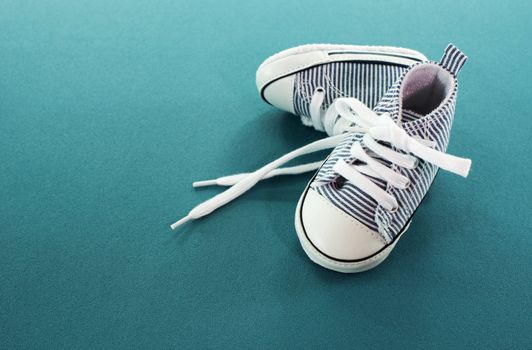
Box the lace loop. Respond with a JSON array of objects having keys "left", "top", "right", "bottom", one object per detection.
[
  {"left": 170, "top": 91, "right": 471, "bottom": 229},
  {"left": 332, "top": 112, "right": 471, "bottom": 211}
]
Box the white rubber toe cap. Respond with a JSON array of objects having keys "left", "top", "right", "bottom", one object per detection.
[
  {"left": 256, "top": 49, "right": 326, "bottom": 92},
  {"left": 300, "top": 188, "right": 387, "bottom": 261},
  {"left": 262, "top": 75, "right": 295, "bottom": 114},
  {"left": 256, "top": 50, "right": 327, "bottom": 114}
]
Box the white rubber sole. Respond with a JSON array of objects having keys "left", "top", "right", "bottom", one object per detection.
[
  {"left": 258, "top": 43, "right": 428, "bottom": 71},
  {"left": 294, "top": 188, "right": 410, "bottom": 273}
]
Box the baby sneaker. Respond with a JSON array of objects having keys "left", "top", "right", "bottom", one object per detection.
[
  {"left": 171, "top": 45, "right": 427, "bottom": 228},
  {"left": 171, "top": 45, "right": 470, "bottom": 276},
  {"left": 256, "top": 44, "right": 427, "bottom": 135},
  {"left": 295, "top": 44, "right": 471, "bottom": 272}
]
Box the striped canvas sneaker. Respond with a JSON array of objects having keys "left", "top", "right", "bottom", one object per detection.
[
  {"left": 256, "top": 44, "right": 427, "bottom": 135},
  {"left": 295, "top": 44, "right": 471, "bottom": 272},
  {"left": 171, "top": 45, "right": 470, "bottom": 275}
]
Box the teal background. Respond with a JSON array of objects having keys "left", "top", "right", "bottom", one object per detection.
[{"left": 1, "top": 0, "right": 531, "bottom": 348}]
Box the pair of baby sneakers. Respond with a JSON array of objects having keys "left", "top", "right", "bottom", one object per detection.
[{"left": 172, "top": 43, "right": 472, "bottom": 273}]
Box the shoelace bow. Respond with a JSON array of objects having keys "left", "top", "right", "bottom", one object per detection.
[{"left": 171, "top": 92, "right": 471, "bottom": 229}]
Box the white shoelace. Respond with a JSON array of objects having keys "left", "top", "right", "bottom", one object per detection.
[
  {"left": 170, "top": 93, "right": 471, "bottom": 229},
  {"left": 308, "top": 88, "right": 370, "bottom": 136}
]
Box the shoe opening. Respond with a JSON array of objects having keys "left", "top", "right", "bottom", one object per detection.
[{"left": 400, "top": 64, "right": 455, "bottom": 117}]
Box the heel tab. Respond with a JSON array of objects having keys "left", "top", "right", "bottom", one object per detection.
[{"left": 439, "top": 44, "right": 468, "bottom": 76}]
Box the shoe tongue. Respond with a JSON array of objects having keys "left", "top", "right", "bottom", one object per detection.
[{"left": 372, "top": 76, "right": 431, "bottom": 138}]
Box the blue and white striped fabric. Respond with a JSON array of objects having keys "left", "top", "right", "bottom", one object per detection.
[
  {"left": 310, "top": 44, "right": 467, "bottom": 243},
  {"left": 293, "top": 62, "right": 407, "bottom": 125}
]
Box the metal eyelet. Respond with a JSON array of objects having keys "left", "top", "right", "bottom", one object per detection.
[{"left": 335, "top": 176, "right": 346, "bottom": 189}]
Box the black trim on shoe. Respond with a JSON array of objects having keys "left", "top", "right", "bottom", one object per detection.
[{"left": 328, "top": 51, "right": 424, "bottom": 61}]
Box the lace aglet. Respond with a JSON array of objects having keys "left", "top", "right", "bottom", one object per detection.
[
  {"left": 460, "top": 159, "right": 472, "bottom": 178},
  {"left": 170, "top": 215, "right": 191, "bottom": 230},
  {"left": 192, "top": 179, "right": 217, "bottom": 188}
]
